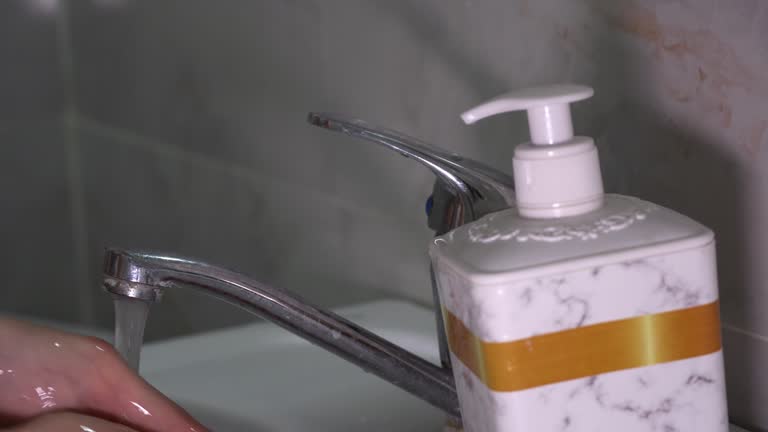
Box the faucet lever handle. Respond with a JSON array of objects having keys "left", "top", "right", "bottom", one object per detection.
[{"left": 308, "top": 112, "right": 515, "bottom": 232}]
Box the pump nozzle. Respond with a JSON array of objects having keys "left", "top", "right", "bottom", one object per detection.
[
  {"left": 461, "top": 84, "right": 603, "bottom": 219},
  {"left": 461, "top": 84, "right": 593, "bottom": 145}
]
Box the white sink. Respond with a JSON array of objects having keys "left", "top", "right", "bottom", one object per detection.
[
  {"left": 140, "top": 300, "right": 448, "bottom": 431},
  {"left": 4, "top": 302, "right": 750, "bottom": 431}
]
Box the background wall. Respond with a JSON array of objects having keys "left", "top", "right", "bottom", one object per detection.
[
  {"left": 0, "top": 1, "right": 85, "bottom": 324},
  {"left": 2, "top": 0, "right": 768, "bottom": 429}
]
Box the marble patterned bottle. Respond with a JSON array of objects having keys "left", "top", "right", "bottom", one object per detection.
[{"left": 430, "top": 85, "right": 728, "bottom": 432}]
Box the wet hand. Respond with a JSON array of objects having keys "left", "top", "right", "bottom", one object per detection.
[
  {"left": 0, "top": 318, "right": 207, "bottom": 432},
  {"left": 5, "top": 411, "right": 142, "bottom": 431}
]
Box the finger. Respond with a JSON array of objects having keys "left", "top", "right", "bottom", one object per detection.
[
  {"left": 82, "top": 341, "right": 208, "bottom": 432},
  {"left": 4, "top": 411, "right": 141, "bottom": 432},
  {"left": 0, "top": 319, "right": 207, "bottom": 432}
]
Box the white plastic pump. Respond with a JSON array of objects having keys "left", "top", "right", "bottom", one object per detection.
[{"left": 461, "top": 84, "right": 604, "bottom": 219}]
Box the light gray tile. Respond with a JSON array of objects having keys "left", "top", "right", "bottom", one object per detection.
[
  {"left": 0, "top": 1, "right": 66, "bottom": 123},
  {"left": 723, "top": 326, "right": 768, "bottom": 430},
  {"left": 79, "top": 126, "right": 432, "bottom": 340},
  {"left": 67, "top": 0, "right": 547, "bottom": 220},
  {"left": 0, "top": 121, "right": 79, "bottom": 323}
]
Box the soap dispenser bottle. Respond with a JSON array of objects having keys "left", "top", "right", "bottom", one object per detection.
[{"left": 430, "top": 85, "right": 728, "bottom": 432}]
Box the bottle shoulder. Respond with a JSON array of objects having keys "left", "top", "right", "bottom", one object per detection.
[{"left": 429, "top": 194, "right": 713, "bottom": 283}]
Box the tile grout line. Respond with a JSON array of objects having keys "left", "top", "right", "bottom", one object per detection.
[
  {"left": 64, "top": 116, "right": 92, "bottom": 324},
  {"left": 56, "top": 0, "right": 93, "bottom": 325},
  {"left": 55, "top": 0, "right": 77, "bottom": 111}
]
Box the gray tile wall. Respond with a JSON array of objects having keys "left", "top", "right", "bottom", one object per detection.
[
  {"left": 77, "top": 121, "right": 405, "bottom": 338},
  {"left": 0, "top": 123, "right": 79, "bottom": 323},
  {"left": 0, "top": 1, "right": 67, "bottom": 121},
  {"left": 0, "top": 1, "right": 82, "bottom": 323},
  {"left": 69, "top": 1, "right": 450, "bottom": 339}
]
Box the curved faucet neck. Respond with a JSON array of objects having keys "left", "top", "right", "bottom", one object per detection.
[
  {"left": 103, "top": 248, "right": 461, "bottom": 420},
  {"left": 103, "top": 115, "right": 512, "bottom": 425}
]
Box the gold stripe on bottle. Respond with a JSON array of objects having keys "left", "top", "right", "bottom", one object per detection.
[{"left": 444, "top": 301, "right": 721, "bottom": 392}]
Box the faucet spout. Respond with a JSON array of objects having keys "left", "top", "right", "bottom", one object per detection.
[{"left": 103, "top": 248, "right": 461, "bottom": 420}]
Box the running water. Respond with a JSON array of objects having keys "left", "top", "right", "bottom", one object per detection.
[{"left": 113, "top": 296, "right": 151, "bottom": 371}]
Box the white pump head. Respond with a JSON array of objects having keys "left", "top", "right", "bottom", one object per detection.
[
  {"left": 462, "top": 84, "right": 593, "bottom": 144},
  {"left": 461, "top": 84, "right": 604, "bottom": 219}
]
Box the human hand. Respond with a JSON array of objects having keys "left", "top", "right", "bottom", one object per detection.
[{"left": 0, "top": 318, "right": 206, "bottom": 432}]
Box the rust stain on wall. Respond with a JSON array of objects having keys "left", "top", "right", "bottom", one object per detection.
[
  {"left": 518, "top": 0, "right": 529, "bottom": 17},
  {"left": 609, "top": 3, "right": 661, "bottom": 44},
  {"left": 669, "top": 86, "right": 691, "bottom": 103},
  {"left": 746, "top": 120, "right": 768, "bottom": 156},
  {"left": 718, "top": 102, "right": 733, "bottom": 129},
  {"left": 606, "top": 2, "right": 757, "bottom": 92},
  {"left": 597, "top": 0, "right": 767, "bottom": 157},
  {"left": 698, "top": 67, "right": 707, "bottom": 82}
]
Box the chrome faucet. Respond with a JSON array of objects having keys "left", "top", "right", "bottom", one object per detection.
[{"left": 103, "top": 113, "right": 516, "bottom": 423}]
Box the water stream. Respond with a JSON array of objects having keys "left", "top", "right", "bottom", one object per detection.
[{"left": 113, "top": 296, "right": 151, "bottom": 371}]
